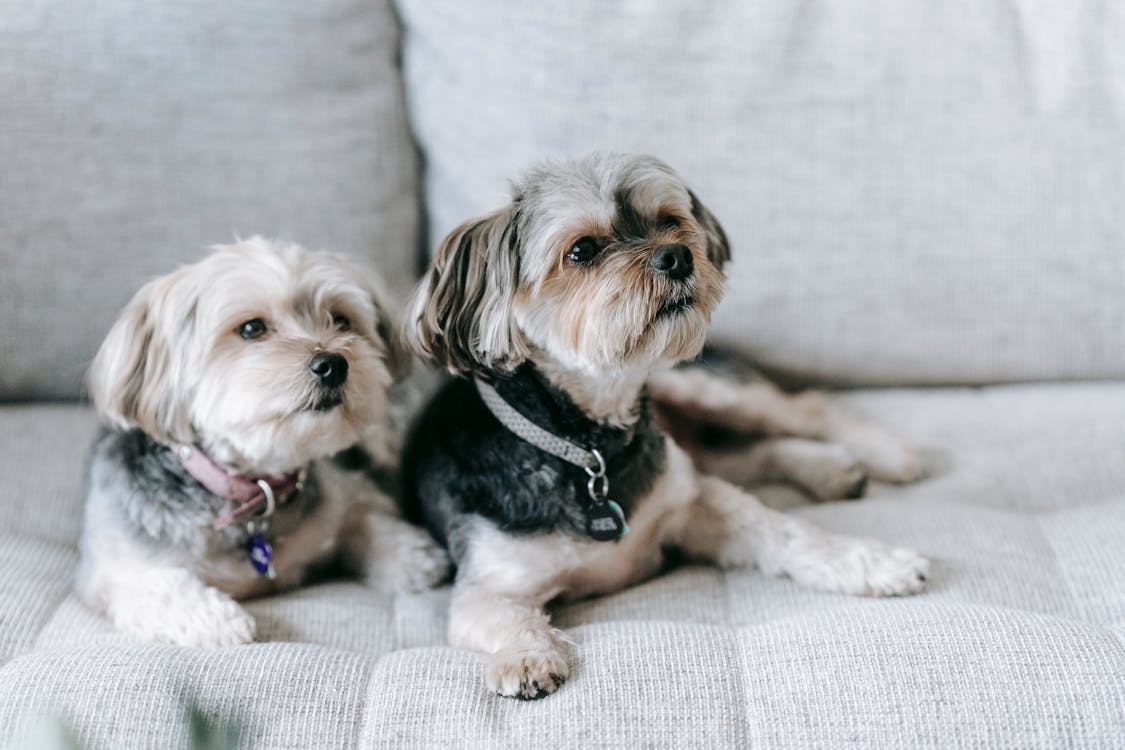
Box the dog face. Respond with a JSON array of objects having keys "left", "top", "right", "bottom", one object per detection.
[
  {"left": 409, "top": 153, "right": 729, "bottom": 376},
  {"left": 89, "top": 237, "right": 406, "bottom": 474}
]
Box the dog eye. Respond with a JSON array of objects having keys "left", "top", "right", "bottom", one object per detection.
[
  {"left": 567, "top": 237, "right": 602, "bottom": 265},
  {"left": 238, "top": 318, "right": 267, "bottom": 340},
  {"left": 659, "top": 215, "right": 682, "bottom": 230},
  {"left": 333, "top": 314, "right": 351, "bottom": 332}
]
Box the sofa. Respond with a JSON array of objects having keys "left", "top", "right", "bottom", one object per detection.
[{"left": 2, "top": 1, "right": 1123, "bottom": 747}]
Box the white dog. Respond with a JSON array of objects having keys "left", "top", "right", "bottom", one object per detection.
[{"left": 77, "top": 237, "right": 447, "bottom": 648}]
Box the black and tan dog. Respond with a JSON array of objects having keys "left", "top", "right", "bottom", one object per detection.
[{"left": 403, "top": 153, "right": 929, "bottom": 699}]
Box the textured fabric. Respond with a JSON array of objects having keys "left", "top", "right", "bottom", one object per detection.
[
  {"left": 2, "top": 385, "right": 1124, "bottom": 747},
  {"left": 397, "top": 0, "right": 1125, "bottom": 386},
  {"left": 0, "top": 0, "right": 418, "bottom": 400}
]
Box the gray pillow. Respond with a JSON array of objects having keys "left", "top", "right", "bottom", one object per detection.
[
  {"left": 0, "top": 0, "right": 419, "bottom": 399},
  {"left": 397, "top": 0, "right": 1125, "bottom": 386}
]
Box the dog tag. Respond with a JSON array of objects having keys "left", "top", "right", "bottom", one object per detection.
[
  {"left": 586, "top": 499, "right": 628, "bottom": 542},
  {"left": 247, "top": 530, "right": 276, "bottom": 579}
]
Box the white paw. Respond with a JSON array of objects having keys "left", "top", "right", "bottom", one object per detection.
[
  {"left": 176, "top": 592, "right": 257, "bottom": 647},
  {"left": 844, "top": 541, "right": 931, "bottom": 597},
  {"left": 398, "top": 534, "right": 452, "bottom": 592},
  {"left": 486, "top": 644, "right": 570, "bottom": 700},
  {"left": 853, "top": 433, "right": 928, "bottom": 484},
  {"left": 777, "top": 529, "right": 930, "bottom": 597},
  {"left": 801, "top": 445, "right": 868, "bottom": 501},
  {"left": 365, "top": 524, "right": 451, "bottom": 593},
  {"left": 110, "top": 580, "right": 256, "bottom": 648}
]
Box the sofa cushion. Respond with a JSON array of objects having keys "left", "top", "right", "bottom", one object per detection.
[
  {"left": 1, "top": 383, "right": 1123, "bottom": 747},
  {"left": 396, "top": 0, "right": 1125, "bottom": 386},
  {"left": 0, "top": 0, "right": 419, "bottom": 400}
]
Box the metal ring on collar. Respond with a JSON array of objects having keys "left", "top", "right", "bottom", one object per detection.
[
  {"left": 583, "top": 448, "right": 607, "bottom": 478},
  {"left": 587, "top": 473, "right": 609, "bottom": 501},
  {"left": 255, "top": 479, "right": 277, "bottom": 519}
]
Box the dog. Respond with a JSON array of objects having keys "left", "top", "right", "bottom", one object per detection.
[
  {"left": 401, "top": 153, "right": 931, "bottom": 700},
  {"left": 77, "top": 237, "right": 448, "bottom": 648},
  {"left": 648, "top": 349, "right": 929, "bottom": 503}
]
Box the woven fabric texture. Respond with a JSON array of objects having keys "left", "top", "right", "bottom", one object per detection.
[
  {"left": 397, "top": 0, "right": 1125, "bottom": 386},
  {"left": 2, "top": 384, "right": 1123, "bottom": 748},
  {"left": 0, "top": 0, "right": 419, "bottom": 400}
]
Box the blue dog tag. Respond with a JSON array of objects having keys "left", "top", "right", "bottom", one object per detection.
[{"left": 247, "top": 530, "right": 276, "bottom": 578}]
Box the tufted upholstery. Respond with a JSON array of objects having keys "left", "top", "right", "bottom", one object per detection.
[
  {"left": 2, "top": 384, "right": 1122, "bottom": 747},
  {"left": 3, "top": 0, "right": 1124, "bottom": 746},
  {"left": 397, "top": 0, "right": 1125, "bottom": 387}
]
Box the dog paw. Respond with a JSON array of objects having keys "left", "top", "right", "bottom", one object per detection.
[
  {"left": 777, "top": 529, "right": 930, "bottom": 598},
  {"left": 398, "top": 536, "right": 452, "bottom": 592},
  {"left": 823, "top": 539, "right": 930, "bottom": 597},
  {"left": 179, "top": 594, "right": 258, "bottom": 647},
  {"left": 486, "top": 646, "right": 570, "bottom": 700},
  {"left": 847, "top": 542, "right": 930, "bottom": 597},
  {"left": 801, "top": 445, "right": 869, "bottom": 501},
  {"left": 853, "top": 434, "right": 928, "bottom": 484},
  {"left": 110, "top": 582, "right": 256, "bottom": 648},
  {"left": 365, "top": 524, "right": 451, "bottom": 593}
]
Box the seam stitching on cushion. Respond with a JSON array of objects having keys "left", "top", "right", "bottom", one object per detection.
[
  {"left": 1032, "top": 509, "right": 1100, "bottom": 629},
  {"left": 729, "top": 618, "right": 760, "bottom": 748}
]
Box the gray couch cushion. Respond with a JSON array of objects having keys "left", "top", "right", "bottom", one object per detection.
[
  {"left": 396, "top": 0, "right": 1125, "bottom": 386},
  {"left": 2, "top": 383, "right": 1123, "bottom": 747},
  {"left": 0, "top": 0, "right": 419, "bottom": 400}
]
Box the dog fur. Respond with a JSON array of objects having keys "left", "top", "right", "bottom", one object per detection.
[
  {"left": 403, "top": 153, "right": 930, "bottom": 699},
  {"left": 649, "top": 350, "right": 927, "bottom": 502},
  {"left": 77, "top": 237, "right": 448, "bottom": 647}
]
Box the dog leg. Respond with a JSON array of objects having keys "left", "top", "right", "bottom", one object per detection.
[
  {"left": 677, "top": 476, "right": 929, "bottom": 596},
  {"left": 339, "top": 509, "right": 451, "bottom": 593},
  {"left": 649, "top": 369, "right": 925, "bottom": 483},
  {"left": 448, "top": 583, "right": 569, "bottom": 700},
  {"left": 815, "top": 407, "right": 928, "bottom": 484},
  {"left": 91, "top": 563, "right": 256, "bottom": 647},
  {"left": 698, "top": 437, "right": 868, "bottom": 501}
]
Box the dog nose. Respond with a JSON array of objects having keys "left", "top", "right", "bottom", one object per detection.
[
  {"left": 650, "top": 244, "right": 694, "bottom": 280},
  {"left": 309, "top": 353, "right": 348, "bottom": 388}
]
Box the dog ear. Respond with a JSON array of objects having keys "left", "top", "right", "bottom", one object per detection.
[
  {"left": 689, "top": 189, "right": 731, "bottom": 270},
  {"left": 368, "top": 285, "right": 411, "bottom": 381},
  {"left": 88, "top": 271, "right": 194, "bottom": 443},
  {"left": 407, "top": 205, "right": 526, "bottom": 375}
]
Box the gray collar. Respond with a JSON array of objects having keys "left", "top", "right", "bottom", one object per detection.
[
  {"left": 475, "top": 378, "right": 602, "bottom": 471},
  {"left": 474, "top": 378, "right": 629, "bottom": 540}
]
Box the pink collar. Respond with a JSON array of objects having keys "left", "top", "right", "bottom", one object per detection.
[{"left": 171, "top": 444, "right": 303, "bottom": 530}]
